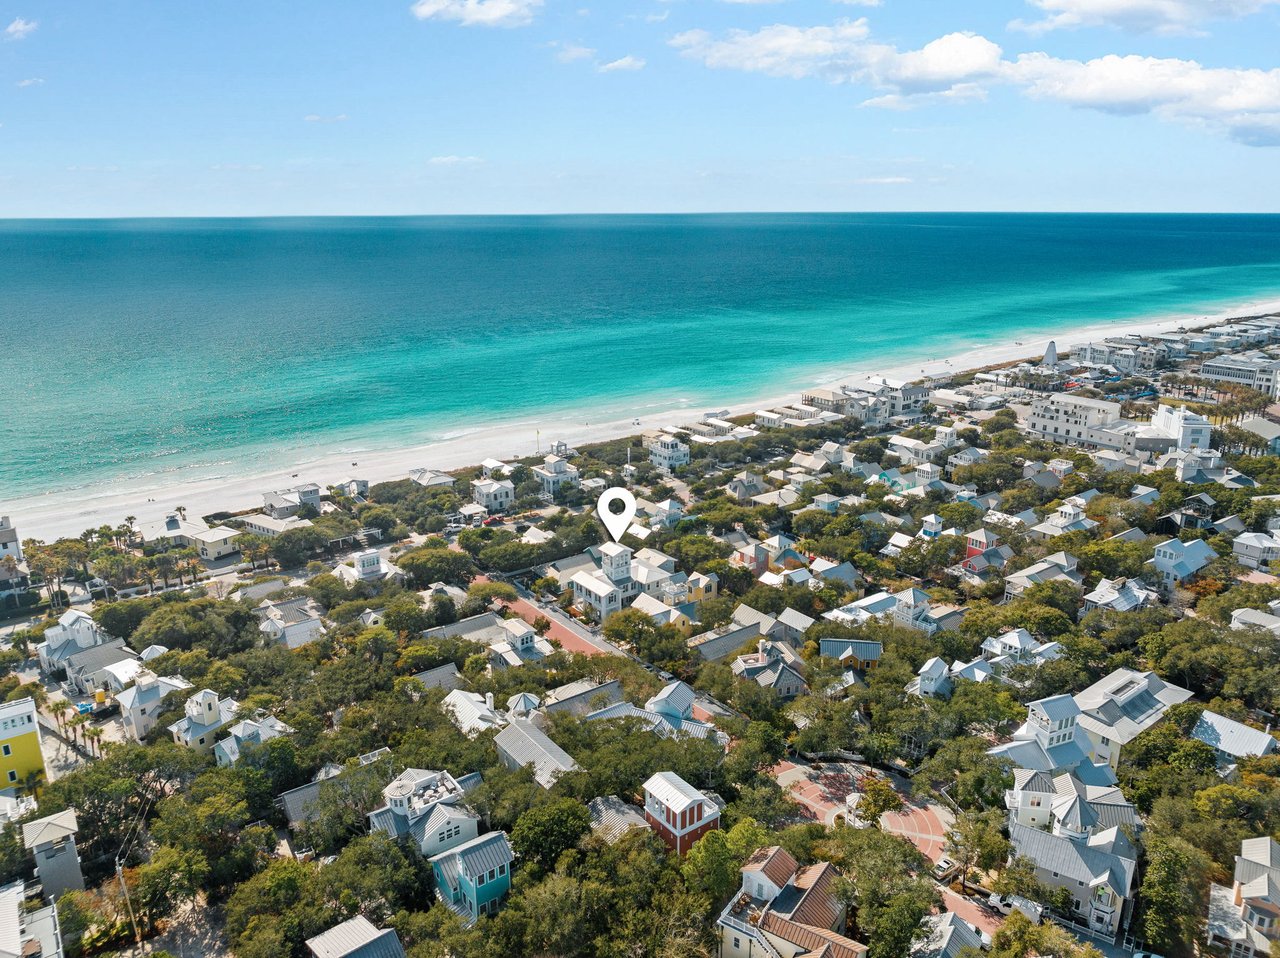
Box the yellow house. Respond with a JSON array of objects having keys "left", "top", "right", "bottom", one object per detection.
[{"left": 0, "top": 698, "right": 45, "bottom": 788}]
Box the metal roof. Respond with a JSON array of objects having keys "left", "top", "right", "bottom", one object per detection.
[{"left": 305, "top": 915, "right": 406, "bottom": 958}]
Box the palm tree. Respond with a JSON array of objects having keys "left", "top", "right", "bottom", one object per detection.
[
  {"left": 84, "top": 727, "right": 102, "bottom": 759},
  {"left": 49, "top": 700, "right": 69, "bottom": 732},
  {"left": 175, "top": 506, "right": 187, "bottom": 520}
]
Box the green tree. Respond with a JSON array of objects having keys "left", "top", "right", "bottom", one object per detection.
[
  {"left": 858, "top": 776, "right": 904, "bottom": 826},
  {"left": 1140, "top": 836, "right": 1211, "bottom": 957},
  {"left": 944, "top": 810, "right": 1010, "bottom": 892},
  {"left": 511, "top": 798, "right": 592, "bottom": 873}
]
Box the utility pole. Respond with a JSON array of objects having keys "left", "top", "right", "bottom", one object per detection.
[{"left": 116, "top": 858, "right": 142, "bottom": 946}]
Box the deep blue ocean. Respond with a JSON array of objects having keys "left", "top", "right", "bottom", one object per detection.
[{"left": 3, "top": 213, "right": 1280, "bottom": 502}]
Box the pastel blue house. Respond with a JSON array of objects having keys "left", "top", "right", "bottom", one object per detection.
[{"left": 429, "top": 831, "right": 513, "bottom": 925}]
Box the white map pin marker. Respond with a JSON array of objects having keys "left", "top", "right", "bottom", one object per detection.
[{"left": 596, "top": 487, "right": 637, "bottom": 543}]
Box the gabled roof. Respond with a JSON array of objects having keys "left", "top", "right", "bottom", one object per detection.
[
  {"left": 1192, "top": 711, "right": 1278, "bottom": 760},
  {"left": 1010, "top": 821, "right": 1135, "bottom": 896},
  {"left": 306, "top": 915, "right": 406, "bottom": 958},
  {"left": 743, "top": 845, "right": 798, "bottom": 889},
  {"left": 494, "top": 718, "right": 579, "bottom": 788},
  {"left": 587, "top": 795, "right": 650, "bottom": 843},
  {"left": 644, "top": 770, "right": 709, "bottom": 812},
  {"left": 21, "top": 809, "right": 77, "bottom": 849}
]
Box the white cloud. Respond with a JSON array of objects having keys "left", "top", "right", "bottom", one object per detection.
[
  {"left": 646, "top": 9, "right": 670, "bottom": 21},
  {"left": 553, "top": 41, "right": 596, "bottom": 62},
  {"left": 211, "top": 163, "right": 265, "bottom": 172},
  {"left": 1010, "top": 52, "right": 1280, "bottom": 144},
  {"left": 599, "top": 55, "right": 646, "bottom": 72},
  {"left": 304, "top": 113, "right": 348, "bottom": 122},
  {"left": 429, "top": 154, "right": 485, "bottom": 165},
  {"left": 670, "top": 20, "right": 1003, "bottom": 104},
  {"left": 5, "top": 17, "right": 37, "bottom": 40},
  {"left": 672, "top": 15, "right": 1280, "bottom": 145},
  {"left": 16, "top": 77, "right": 43, "bottom": 87},
  {"left": 833, "top": 0, "right": 883, "bottom": 5},
  {"left": 1011, "top": 0, "right": 1280, "bottom": 35},
  {"left": 670, "top": 19, "right": 871, "bottom": 80},
  {"left": 856, "top": 176, "right": 912, "bottom": 183},
  {"left": 410, "top": 0, "right": 542, "bottom": 27}
]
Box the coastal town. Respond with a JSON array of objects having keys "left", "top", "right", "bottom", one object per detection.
[{"left": 7, "top": 312, "right": 1280, "bottom": 958}]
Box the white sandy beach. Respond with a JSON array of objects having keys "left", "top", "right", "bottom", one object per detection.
[{"left": 10, "top": 295, "right": 1280, "bottom": 542}]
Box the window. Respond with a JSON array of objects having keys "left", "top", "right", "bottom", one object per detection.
[
  {"left": 6, "top": 772, "right": 14, "bottom": 783},
  {"left": 198, "top": 737, "right": 205, "bottom": 745},
  {"left": 1, "top": 745, "right": 9, "bottom": 757},
  {"left": 498, "top": 863, "right": 506, "bottom": 875},
  {"left": 733, "top": 938, "right": 741, "bottom": 949},
  {"left": 478, "top": 873, "right": 486, "bottom": 886},
  {"left": 488, "top": 869, "right": 496, "bottom": 881}
]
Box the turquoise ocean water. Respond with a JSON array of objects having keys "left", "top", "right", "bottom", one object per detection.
[{"left": 3, "top": 213, "right": 1280, "bottom": 502}]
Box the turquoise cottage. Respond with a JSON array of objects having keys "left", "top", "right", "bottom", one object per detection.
[{"left": 429, "top": 831, "right": 514, "bottom": 924}]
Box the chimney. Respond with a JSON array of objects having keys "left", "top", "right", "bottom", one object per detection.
[
  {"left": 484, "top": 692, "right": 494, "bottom": 710},
  {"left": 758, "top": 639, "right": 767, "bottom": 656}
]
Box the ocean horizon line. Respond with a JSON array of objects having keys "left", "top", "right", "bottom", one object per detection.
[{"left": 4, "top": 210, "right": 1280, "bottom": 225}]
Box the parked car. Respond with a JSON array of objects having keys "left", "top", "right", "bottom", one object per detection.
[
  {"left": 933, "top": 857, "right": 959, "bottom": 881},
  {"left": 987, "top": 893, "right": 1043, "bottom": 922}
]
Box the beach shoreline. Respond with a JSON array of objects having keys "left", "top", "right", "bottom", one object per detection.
[{"left": 11, "top": 293, "right": 1280, "bottom": 542}]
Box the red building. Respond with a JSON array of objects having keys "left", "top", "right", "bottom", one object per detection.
[{"left": 642, "top": 771, "right": 720, "bottom": 856}]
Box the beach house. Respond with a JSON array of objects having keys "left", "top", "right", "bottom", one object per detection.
[
  {"left": 263, "top": 483, "right": 322, "bottom": 519},
  {"left": 429, "top": 831, "right": 514, "bottom": 925},
  {"left": 471, "top": 478, "right": 514, "bottom": 513},
  {"left": 257, "top": 595, "right": 329, "bottom": 649},
  {"left": 116, "top": 670, "right": 193, "bottom": 742},
  {"left": 647, "top": 433, "right": 690, "bottom": 474},
  {"left": 1147, "top": 537, "right": 1217, "bottom": 588},
  {"left": 36, "top": 609, "right": 112, "bottom": 674},
  {"left": 169, "top": 689, "right": 239, "bottom": 755},
  {"left": 1073, "top": 669, "right": 1192, "bottom": 769},
  {"left": 214, "top": 714, "right": 294, "bottom": 766},
  {"left": 531, "top": 454, "right": 579, "bottom": 497},
  {"left": 22, "top": 809, "right": 85, "bottom": 901},
  {"left": 1208, "top": 837, "right": 1280, "bottom": 958},
  {"left": 717, "top": 846, "right": 863, "bottom": 958},
  {"left": 493, "top": 718, "right": 579, "bottom": 789},
  {"left": 367, "top": 768, "right": 480, "bottom": 858},
  {"left": 642, "top": 770, "right": 721, "bottom": 855}
]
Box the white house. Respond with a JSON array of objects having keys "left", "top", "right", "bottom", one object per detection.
[
  {"left": 214, "top": 715, "right": 294, "bottom": 766},
  {"left": 257, "top": 596, "right": 329, "bottom": 650},
  {"left": 1029, "top": 497, "right": 1098, "bottom": 540},
  {"left": 169, "top": 689, "right": 239, "bottom": 754},
  {"left": 37, "top": 609, "right": 111, "bottom": 674},
  {"left": 116, "top": 671, "right": 192, "bottom": 742},
  {"left": 472, "top": 478, "right": 515, "bottom": 513},
  {"left": 1208, "top": 837, "right": 1280, "bottom": 958},
  {"left": 240, "top": 513, "right": 314, "bottom": 538},
  {"left": 1233, "top": 532, "right": 1280, "bottom": 571},
  {"left": 647, "top": 434, "right": 690, "bottom": 474},
  {"left": 333, "top": 549, "right": 404, "bottom": 586},
  {"left": 531, "top": 455, "right": 579, "bottom": 497},
  {"left": 1073, "top": 668, "right": 1192, "bottom": 769},
  {"left": 1150, "top": 404, "right": 1213, "bottom": 451},
  {"left": 442, "top": 690, "right": 505, "bottom": 738}
]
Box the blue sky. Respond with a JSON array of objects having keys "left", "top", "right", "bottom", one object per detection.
[{"left": 2, "top": 0, "right": 1279, "bottom": 215}]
